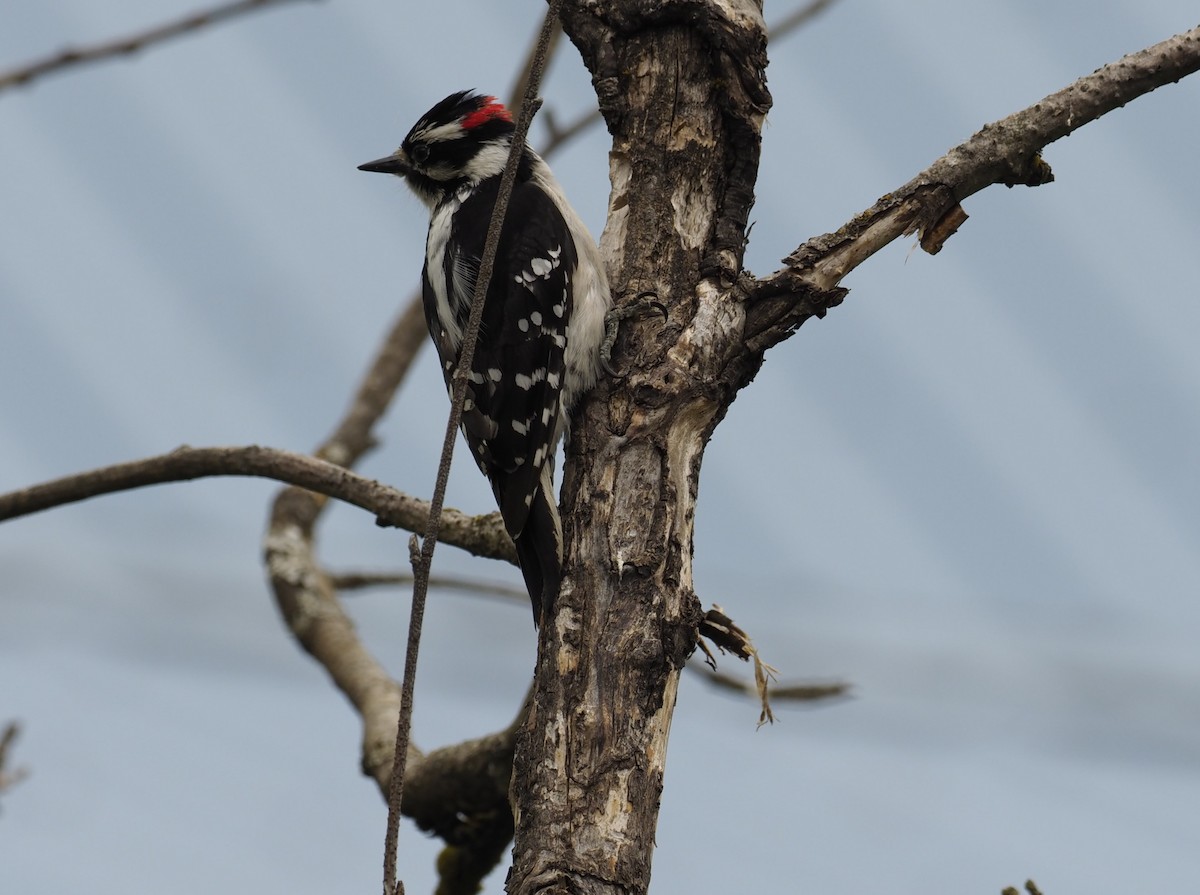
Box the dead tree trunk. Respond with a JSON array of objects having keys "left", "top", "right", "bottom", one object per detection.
[{"left": 509, "top": 4, "right": 773, "bottom": 893}]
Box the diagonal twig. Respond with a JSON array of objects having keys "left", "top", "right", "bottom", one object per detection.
[
  {"left": 508, "top": 17, "right": 563, "bottom": 112},
  {"left": 745, "top": 24, "right": 1200, "bottom": 351},
  {"left": 381, "top": 4, "right": 565, "bottom": 893},
  {"left": 0, "top": 0, "right": 320, "bottom": 95},
  {"left": 768, "top": 0, "right": 842, "bottom": 36}
]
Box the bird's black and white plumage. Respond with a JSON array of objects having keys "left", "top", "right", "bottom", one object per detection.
[{"left": 358, "top": 90, "right": 611, "bottom": 623}]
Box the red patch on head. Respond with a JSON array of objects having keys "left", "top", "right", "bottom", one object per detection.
[{"left": 461, "top": 97, "right": 512, "bottom": 130}]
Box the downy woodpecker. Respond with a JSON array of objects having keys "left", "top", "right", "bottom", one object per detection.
[{"left": 358, "top": 90, "right": 611, "bottom": 623}]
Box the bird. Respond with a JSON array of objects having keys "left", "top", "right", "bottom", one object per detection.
[{"left": 358, "top": 90, "right": 612, "bottom": 624}]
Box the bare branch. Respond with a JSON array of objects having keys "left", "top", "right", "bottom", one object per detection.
[
  {"left": 255, "top": 389, "right": 525, "bottom": 845},
  {"left": 404, "top": 683, "right": 531, "bottom": 842},
  {"left": 265, "top": 514, "right": 415, "bottom": 788},
  {"left": 746, "top": 25, "right": 1200, "bottom": 352},
  {"left": 331, "top": 570, "right": 527, "bottom": 604},
  {"left": 1002, "top": 882, "right": 1046, "bottom": 895},
  {"left": 508, "top": 17, "right": 564, "bottom": 111},
  {"left": 768, "top": 0, "right": 842, "bottom": 38},
  {"left": 313, "top": 294, "right": 428, "bottom": 471},
  {"left": 264, "top": 517, "right": 529, "bottom": 849},
  {"left": 261, "top": 293, "right": 432, "bottom": 785},
  {"left": 691, "top": 666, "right": 849, "bottom": 706},
  {"left": 538, "top": 106, "right": 604, "bottom": 159},
  {"left": 0, "top": 444, "right": 513, "bottom": 563},
  {"left": 0, "top": 721, "right": 30, "bottom": 800},
  {"left": 0, "top": 0, "right": 319, "bottom": 95}
]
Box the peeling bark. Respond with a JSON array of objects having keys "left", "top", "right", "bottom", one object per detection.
[{"left": 508, "top": 3, "right": 770, "bottom": 893}]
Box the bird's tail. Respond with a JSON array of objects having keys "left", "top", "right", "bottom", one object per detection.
[{"left": 509, "top": 464, "right": 563, "bottom": 625}]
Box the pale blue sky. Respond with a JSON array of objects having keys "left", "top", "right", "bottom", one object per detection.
[{"left": 2, "top": 2, "right": 1199, "bottom": 893}]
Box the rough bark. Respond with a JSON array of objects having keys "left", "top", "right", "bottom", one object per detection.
[{"left": 508, "top": 3, "right": 771, "bottom": 893}]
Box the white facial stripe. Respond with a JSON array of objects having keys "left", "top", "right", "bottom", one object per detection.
[
  {"left": 462, "top": 140, "right": 510, "bottom": 182},
  {"left": 412, "top": 120, "right": 464, "bottom": 144}
]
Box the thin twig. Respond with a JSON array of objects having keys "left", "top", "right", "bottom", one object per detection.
[
  {"left": 692, "top": 666, "right": 849, "bottom": 705},
  {"left": 380, "top": 5, "right": 564, "bottom": 893},
  {"left": 508, "top": 18, "right": 563, "bottom": 111},
  {"left": 539, "top": 106, "right": 604, "bottom": 159},
  {"left": 0, "top": 721, "right": 29, "bottom": 799},
  {"left": 0, "top": 0, "right": 318, "bottom": 94},
  {"left": 768, "top": 0, "right": 842, "bottom": 37},
  {"left": 331, "top": 570, "right": 527, "bottom": 604}
]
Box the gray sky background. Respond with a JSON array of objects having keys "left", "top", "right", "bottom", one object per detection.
[{"left": 2, "top": 1, "right": 1198, "bottom": 893}]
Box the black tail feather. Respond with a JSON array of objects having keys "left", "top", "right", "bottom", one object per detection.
[{"left": 508, "top": 466, "right": 563, "bottom": 624}]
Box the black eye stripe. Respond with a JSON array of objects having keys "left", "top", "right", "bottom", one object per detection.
[{"left": 410, "top": 143, "right": 430, "bottom": 164}]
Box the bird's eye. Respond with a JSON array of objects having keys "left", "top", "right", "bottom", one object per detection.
[{"left": 410, "top": 143, "right": 430, "bottom": 165}]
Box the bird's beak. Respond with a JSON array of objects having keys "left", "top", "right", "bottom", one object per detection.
[{"left": 357, "top": 152, "right": 410, "bottom": 175}]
